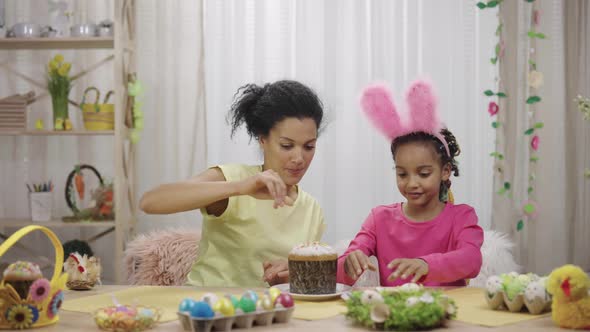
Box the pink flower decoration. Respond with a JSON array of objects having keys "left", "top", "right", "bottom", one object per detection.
[
  {"left": 531, "top": 135, "right": 540, "bottom": 150},
  {"left": 28, "top": 278, "right": 50, "bottom": 302},
  {"left": 488, "top": 102, "right": 499, "bottom": 116},
  {"left": 533, "top": 10, "right": 541, "bottom": 26},
  {"left": 498, "top": 40, "right": 505, "bottom": 58}
]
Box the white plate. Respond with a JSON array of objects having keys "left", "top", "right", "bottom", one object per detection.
[{"left": 274, "top": 283, "right": 351, "bottom": 301}]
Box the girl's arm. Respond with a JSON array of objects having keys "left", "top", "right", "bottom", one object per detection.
[
  {"left": 337, "top": 210, "right": 378, "bottom": 285},
  {"left": 418, "top": 207, "right": 484, "bottom": 283}
]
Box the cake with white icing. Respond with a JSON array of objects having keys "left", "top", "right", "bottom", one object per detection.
[{"left": 288, "top": 242, "right": 337, "bottom": 294}]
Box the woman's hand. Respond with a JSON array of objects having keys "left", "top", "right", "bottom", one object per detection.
[
  {"left": 344, "top": 250, "right": 377, "bottom": 280},
  {"left": 262, "top": 259, "right": 289, "bottom": 285},
  {"left": 387, "top": 258, "right": 429, "bottom": 283},
  {"left": 239, "top": 170, "right": 296, "bottom": 208}
]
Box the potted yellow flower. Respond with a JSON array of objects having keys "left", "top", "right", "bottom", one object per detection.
[{"left": 47, "top": 54, "right": 73, "bottom": 130}]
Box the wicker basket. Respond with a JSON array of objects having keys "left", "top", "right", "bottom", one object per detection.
[
  {"left": 80, "top": 87, "right": 114, "bottom": 131},
  {"left": 0, "top": 226, "right": 68, "bottom": 329}
]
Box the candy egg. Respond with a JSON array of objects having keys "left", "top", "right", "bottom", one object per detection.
[
  {"left": 266, "top": 287, "right": 282, "bottom": 303},
  {"left": 238, "top": 296, "right": 257, "bottom": 313},
  {"left": 274, "top": 293, "right": 294, "bottom": 308},
  {"left": 201, "top": 293, "right": 219, "bottom": 306},
  {"left": 212, "top": 298, "right": 235, "bottom": 316},
  {"left": 189, "top": 301, "right": 215, "bottom": 318},
  {"left": 243, "top": 290, "right": 258, "bottom": 302},
  {"left": 225, "top": 294, "right": 239, "bottom": 308},
  {"left": 256, "top": 295, "right": 274, "bottom": 310},
  {"left": 139, "top": 308, "right": 154, "bottom": 318},
  {"left": 178, "top": 298, "right": 196, "bottom": 313}
]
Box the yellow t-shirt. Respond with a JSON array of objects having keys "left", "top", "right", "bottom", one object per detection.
[{"left": 187, "top": 164, "right": 326, "bottom": 287}]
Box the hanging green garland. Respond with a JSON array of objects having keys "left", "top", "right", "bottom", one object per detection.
[{"left": 479, "top": 0, "right": 546, "bottom": 232}]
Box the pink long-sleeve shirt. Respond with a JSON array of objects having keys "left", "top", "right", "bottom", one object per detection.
[{"left": 337, "top": 202, "right": 483, "bottom": 287}]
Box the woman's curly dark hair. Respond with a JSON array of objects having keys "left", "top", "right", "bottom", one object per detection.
[
  {"left": 228, "top": 80, "right": 324, "bottom": 139},
  {"left": 390, "top": 128, "right": 461, "bottom": 201}
]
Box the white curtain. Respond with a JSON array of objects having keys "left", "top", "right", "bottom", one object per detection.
[
  {"left": 134, "top": 0, "right": 207, "bottom": 232},
  {"left": 204, "top": 0, "right": 497, "bottom": 245},
  {"left": 493, "top": 0, "right": 590, "bottom": 274}
]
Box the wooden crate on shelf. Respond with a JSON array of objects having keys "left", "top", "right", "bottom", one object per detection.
[
  {"left": 0, "top": 105, "right": 27, "bottom": 133},
  {"left": 0, "top": 92, "right": 33, "bottom": 133}
]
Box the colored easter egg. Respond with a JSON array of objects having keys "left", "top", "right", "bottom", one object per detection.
[
  {"left": 238, "top": 296, "right": 257, "bottom": 313},
  {"left": 178, "top": 298, "right": 196, "bottom": 312},
  {"left": 243, "top": 290, "right": 258, "bottom": 302},
  {"left": 212, "top": 298, "right": 235, "bottom": 316},
  {"left": 256, "top": 295, "right": 274, "bottom": 310},
  {"left": 267, "top": 287, "right": 282, "bottom": 303},
  {"left": 200, "top": 293, "right": 219, "bottom": 306},
  {"left": 139, "top": 308, "right": 154, "bottom": 318},
  {"left": 274, "top": 293, "right": 294, "bottom": 308},
  {"left": 189, "top": 301, "right": 215, "bottom": 318},
  {"left": 225, "top": 294, "right": 239, "bottom": 307}
]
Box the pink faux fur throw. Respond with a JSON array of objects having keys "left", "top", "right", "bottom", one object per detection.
[{"left": 124, "top": 228, "right": 201, "bottom": 286}]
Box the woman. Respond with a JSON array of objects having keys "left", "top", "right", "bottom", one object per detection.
[{"left": 140, "top": 80, "right": 326, "bottom": 287}]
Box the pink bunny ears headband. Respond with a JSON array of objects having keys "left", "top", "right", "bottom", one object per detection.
[{"left": 360, "top": 79, "right": 450, "bottom": 157}]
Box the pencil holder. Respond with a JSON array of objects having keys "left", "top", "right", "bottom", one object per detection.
[
  {"left": 29, "top": 192, "right": 53, "bottom": 222},
  {"left": 0, "top": 225, "right": 69, "bottom": 329}
]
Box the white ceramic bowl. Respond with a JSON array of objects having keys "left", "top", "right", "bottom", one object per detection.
[
  {"left": 70, "top": 23, "right": 97, "bottom": 37},
  {"left": 11, "top": 22, "right": 42, "bottom": 38}
]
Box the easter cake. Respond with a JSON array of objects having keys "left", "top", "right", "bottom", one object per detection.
[{"left": 288, "top": 242, "right": 337, "bottom": 294}]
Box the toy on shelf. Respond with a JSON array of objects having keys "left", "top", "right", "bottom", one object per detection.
[
  {"left": 177, "top": 287, "right": 295, "bottom": 332},
  {"left": 93, "top": 304, "right": 161, "bottom": 332},
  {"left": 0, "top": 226, "right": 68, "bottom": 329},
  {"left": 484, "top": 272, "right": 551, "bottom": 314},
  {"left": 546, "top": 264, "right": 590, "bottom": 330},
  {"left": 63, "top": 252, "right": 102, "bottom": 290},
  {"left": 345, "top": 283, "right": 457, "bottom": 331},
  {"left": 62, "top": 164, "right": 114, "bottom": 222}
]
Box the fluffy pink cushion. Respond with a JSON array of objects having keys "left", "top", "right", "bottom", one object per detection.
[{"left": 124, "top": 228, "right": 201, "bottom": 286}]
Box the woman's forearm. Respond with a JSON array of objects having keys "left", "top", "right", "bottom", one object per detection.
[{"left": 139, "top": 180, "right": 242, "bottom": 214}]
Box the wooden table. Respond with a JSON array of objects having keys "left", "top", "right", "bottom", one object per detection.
[{"left": 16, "top": 285, "right": 562, "bottom": 332}]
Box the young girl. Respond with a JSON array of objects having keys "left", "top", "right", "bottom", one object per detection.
[
  {"left": 337, "top": 80, "right": 483, "bottom": 287},
  {"left": 140, "top": 80, "right": 326, "bottom": 287}
]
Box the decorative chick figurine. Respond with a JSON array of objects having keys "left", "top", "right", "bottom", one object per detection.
[
  {"left": 64, "top": 252, "right": 102, "bottom": 290},
  {"left": 35, "top": 119, "right": 44, "bottom": 130},
  {"left": 64, "top": 118, "right": 73, "bottom": 130},
  {"left": 547, "top": 264, "right": 590, "bottom": 329},
  {"left": 54, "top": 117, "right": 64, "bottom": 130}
]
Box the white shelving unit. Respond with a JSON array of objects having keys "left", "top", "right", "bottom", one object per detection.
[{"left": 0, "top": 0, "right": 137, "bottom": 284}]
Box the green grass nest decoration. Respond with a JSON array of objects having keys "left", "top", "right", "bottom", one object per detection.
[{"left": 345, "top": 285, "right": 457, "bottom": 331}]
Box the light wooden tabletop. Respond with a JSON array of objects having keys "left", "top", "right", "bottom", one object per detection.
[{"left": 16, "top": 285, "right": 562, "bottom": 332}]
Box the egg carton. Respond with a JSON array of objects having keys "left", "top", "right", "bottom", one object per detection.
[
  {"left": 485, "top": 291, "right": 551, "bottom": 315},
  {"left": 178, "top": 307, "right": 295, "bottom": 332}
]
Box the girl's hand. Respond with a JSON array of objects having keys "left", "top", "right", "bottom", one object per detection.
[
  {"left": 344, "top": 250, "right": 377, "bottom": 280},
  {"left": 387, "top": 258, "right": 429, "bottom": 283},
  {"left": 239, "top": 170, "right": 296, "bottom": 208},
  {"left": 262, "top": 259, "right": 289, "bottom": 285}
]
